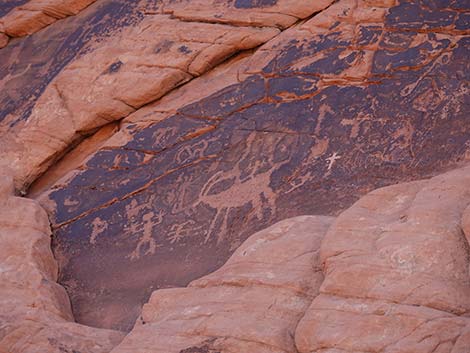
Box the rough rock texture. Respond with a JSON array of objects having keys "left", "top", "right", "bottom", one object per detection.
[
  {"left": 0, "top": 175, "right": 124, "bottom": 353},
  {"left": 295, "top": 164, "right": 470, "bottom": 353},
  {"left": 4, "top": 161, "right": 470, "bottom": 352},
  {"left": 111, "top": 215, "right": 333, "bottom": 353},
  {"left": 0, "top": 0, "right": 338, "bottom": 191},
  {"left": 0, "top": 0, "right": 97, "bottom": 48},
  {"left": 23, "top": 0, "right": 470, "bottom": 330},
  {"left": 0, "top": 13, "right": 280, "bottom": 189},
  {"left": 161, "top": 0, "right": 335, "bottom": 28},
  {"left": 0, "top": 0, "right": 469, "bottom": 345}
]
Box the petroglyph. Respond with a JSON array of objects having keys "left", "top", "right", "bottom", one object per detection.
[
  {"left": 340, "top": 114, "right": 372, "bottom": 139},
  {"left": 124, "top": 198, "right": 164, "bottom": 260},
  {"left": 176, "top": 140, "right": 209, "bottom": 164},
  {"left": 168, "top": 220, "right": 203, "bottom": 244},
  {"left": 90, "top": 217, "right": 108, "bottom": 244},
  {"left": 129, "top": 211, "right": 163, "bottom": 260},
  {"left": 314, "top": 104, "right": 334, "bottom": 135},
  {"left": 168, "top": 174, "right": 195, "bottom": 215},
  {"left": 326, "top": 152, "right": 341, "bottom": 172},
  {"left": 38, "top": 0, "right": 470, "bottom": 331},
  {"left": 285, "top": 138, "right": 329, "bottom": 194},
  {"left": 196, "top": 133, "right": 279, "bottom": 243}
]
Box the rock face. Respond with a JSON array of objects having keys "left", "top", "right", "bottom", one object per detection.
[
  {"left": 0, "top": 0, "right": 97, "bottom": 48},
  {"left": 105, "top": 164, "right": 470, "bottom": 352},
  {"left": 0, "top": 0, "right": 470, "bottom": 350},
  {"left": 295, "top": 164, "right": 470, "bottom": 353},
  {"left": 0, "top": 176, "right": 124, "bottom": 353},
  {"left": 111, "top": 215, "right": 333, "bottom": 353},
  {"left": 0, "top": 9, "right": 281, "bottom": 190},
  {"left": 3, "top": 161, "right": 470, "bottom": 352},
  {"left": 24, "top": 0, "right": 470, "bottom": 330}
]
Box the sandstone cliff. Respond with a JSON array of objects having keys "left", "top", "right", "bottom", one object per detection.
[
  {"left": 0, "top": 0, "right": 469, "bottom": 351},
  {"left": 2, "top": 162, "right": 470, "bottom": 352}
]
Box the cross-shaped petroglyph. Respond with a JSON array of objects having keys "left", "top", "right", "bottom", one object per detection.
[{"left": 326, "top": 152, "right": 341, "bottom": 171}]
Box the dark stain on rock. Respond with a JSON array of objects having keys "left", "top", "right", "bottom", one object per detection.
[
  {"left": 178, "top": 45, "right": 192, "bottom": 54},
  {"left": 357, "top": 25, "right": 383, "bottom": 46},
  {"left": 456, "top": 12, "right": 470, "bottom": 30},
  {"left": 386, "top": 1, "right": 456, "bottom": 29},
  {"left": 234, "top": 0, "right": 277, "bottom": 9},
  {"left": 0, "top": 0, "right": 28, "bottom": 17},
  {"left": 105, "top": 60, "right": 123, "bottom": 74},
  {"left": 373, "top": 35, "right": 451, "bottom": 74},
  {"left": 155, "top": 39, "right": 174, "bottom": 54},
  {"left": 268, "top": 75, "right": 318, "bottom": 101},
  {"left": 179, "top": 339, "right": 220, "bottom": 353},
  {"left": 0, "top": 0, "right": 145, "bottom": 126},
  {"left": 178, "top": 75, "right": 266, "bottom": 119}
]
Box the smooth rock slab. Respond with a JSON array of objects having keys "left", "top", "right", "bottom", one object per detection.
[
  {"left": 295, "top": 164, "right": 470, "bottom": 353},
  {"left": 0, "top": 0, "right": 97, "bottom": 39}
]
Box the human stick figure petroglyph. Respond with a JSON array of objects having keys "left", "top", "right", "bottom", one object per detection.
[{"left": 125, "top": 197, "right": 165, "bottom": 260}]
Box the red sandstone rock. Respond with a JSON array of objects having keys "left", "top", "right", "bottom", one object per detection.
[
  {"left": 111, "top": 215, "right": 333, "bottom": 353},
  {"left": 0, "top": 0, "right": 469, "bottom": 351},
  {"left": 0, "top": 175, "right": 124, "bottom": 353},
  {"left": 0, "top": 33, "right": 8, "bottom": 48},
  {"left": 0, "top": 0, "right": 96, "bottom": 39},
  {"left": 0, "top": 13, "right": 280, "bottom": 190},
  {"left": 30, "top": 0, "right": 470, "bottom": 330},
  {"left": 295, "top": 165, "right": 470, "bottom": 353},
  {"left": 162, "top": 0, "right": 335, "bottom": 28}
]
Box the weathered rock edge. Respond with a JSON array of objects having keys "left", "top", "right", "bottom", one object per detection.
[
  {"left": 295, "top": 163, "right": 470, "bottom": 353},
  {"left": 0, "top": 0, "right": 97, "bottom": 49},
  {"left": 0, "top": 174, "right": 125, "bottom": 353}
]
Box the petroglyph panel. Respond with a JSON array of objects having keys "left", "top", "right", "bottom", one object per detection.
[{"left": 42, "top": 0, "right": 470, "bottom": 331}]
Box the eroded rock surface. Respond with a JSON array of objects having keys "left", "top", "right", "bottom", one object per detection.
[
  {"left": 0, "top": 175, "right": 124, "bottom": 353},
  {"left": 295, "top": 164, "right": 470, "bottom": 353},
  {"left": 111, "top": 215, "right": 333, "bottom": 353},
  {"left": 29, "top": 0, "right": 470, "bottom": 330},
  {"left": 0, "top": 0, "right": 97, "bottom": 48},
  {"left": 0, "top": 0, "right": 336, "bottom": 191},
  {"left": 0, "top": 14, "right": 279, "bottom": 189},
  {"left": 0, "top": 0, "right": 469, "bottom": 341},
  {"left": 5, "top": 161, "right": 470, "bottom": 352}
]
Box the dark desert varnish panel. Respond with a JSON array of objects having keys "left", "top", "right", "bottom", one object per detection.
[
  {"left": 0, "top": 0, "right": 145, "bottom": 126},
  {"left": 29, "top": 0, "right": 470, "bottom": 331}
]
